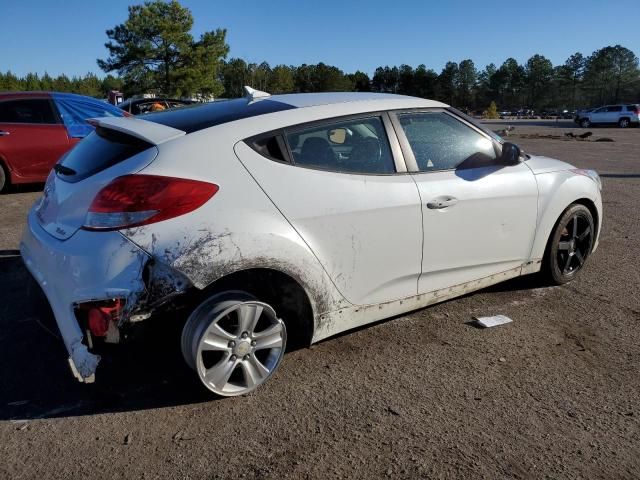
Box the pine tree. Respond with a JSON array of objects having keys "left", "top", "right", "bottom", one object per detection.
[{"left": 97, "top": 0, "right": 228, "bottom": 97}]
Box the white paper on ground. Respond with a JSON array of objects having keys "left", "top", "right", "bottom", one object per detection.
[{"left": 474, "top": 315, "right": 513, "bottom": 328}]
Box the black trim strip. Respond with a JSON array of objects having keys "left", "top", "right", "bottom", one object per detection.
[{"left": 144, "top": 98, "right": 296, "bottom": 133}]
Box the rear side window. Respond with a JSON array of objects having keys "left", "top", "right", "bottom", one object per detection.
[
  {"left": 284, "top": 116, "right": 396, "bottom": 174},
  {"left": 248, "top": 134, "right": 288, "bottom": 163},
  {"left": 0, "top": 99, "right": 58, "bottom": 124},
  {"left": 398, "top": 111, "right": 496, "bottom": 171},
  {"left": 56, "top": 126, "right": 152, "bottom": 183},
  {"left": 606, "top": 106, "right": 623, "bottom": 112}
]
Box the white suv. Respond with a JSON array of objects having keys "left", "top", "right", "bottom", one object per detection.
[{"left": 578, "top": 104, "right": 640, "bottom": 128}]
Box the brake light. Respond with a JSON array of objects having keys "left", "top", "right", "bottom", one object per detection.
[
  {"left": 83, "top": 175, "right": 218, "bottom": 231},
  {"left": 77, "top": 298, "right": 125, "bottom": 337}
]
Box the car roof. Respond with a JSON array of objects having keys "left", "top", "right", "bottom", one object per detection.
[
  {"left": 0, "top": 92, "right": 110, "bottom": 102},
  {"left": 268, "top": 91, "right": 443, "bottom": 108},
  {"left": 143, "top": 92, "right": 448, "bottom": 134},
  {"left": 0, "top": 91, "right": 52, "bottom": 99}
]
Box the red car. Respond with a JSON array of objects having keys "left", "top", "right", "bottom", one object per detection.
[{"left": 0, "top": 91, "right": 127, "bottom": 192}]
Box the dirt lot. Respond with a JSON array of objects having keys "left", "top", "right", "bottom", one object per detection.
[{"left": 1, "top": 120, "right": 639, "bottom": 479}]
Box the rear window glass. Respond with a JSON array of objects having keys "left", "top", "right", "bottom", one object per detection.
[
  {"left": 143, "top": 98, "right": 295, "bottom": 133},
  {"left": 56, "top": 126, "right": 152, "bottom": 183},
  {"left": 0, "top": 99, "right": 58, "bottom": 124}
]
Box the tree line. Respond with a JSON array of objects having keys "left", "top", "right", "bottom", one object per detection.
[
  {"left": 0, "top": 71, "right": 123, "bottom": 98},
  {"left": 1, "top": 0, "right": 638, "bottom": 112},
  {"left": 219, "top": 45, "right": 639, "bottom": 111}
]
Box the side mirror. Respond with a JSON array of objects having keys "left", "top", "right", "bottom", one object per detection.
[{"left": 501, "top": 142, "right": 522, "bottom": 165}]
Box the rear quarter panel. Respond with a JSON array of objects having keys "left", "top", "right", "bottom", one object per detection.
[{"left": 120, "top": 128, "right": 350, "bottom": 321}]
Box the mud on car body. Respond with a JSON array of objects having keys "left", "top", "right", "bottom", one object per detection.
[{"left": 21, "top": 88, "right": 603, "bottom": 395}]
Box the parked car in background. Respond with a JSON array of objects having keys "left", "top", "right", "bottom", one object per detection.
[
  {"left": 0, "top": 92, "right": 127, "bottom": 192},
  {"left": 21, "top": 88, "right": 602, "bottom": 396},
  {"left": 576, "top": 104, "right": 640, "bottom": 128},
  {"left": 118, "top": 97, "right": 195, "bottom": 115}
]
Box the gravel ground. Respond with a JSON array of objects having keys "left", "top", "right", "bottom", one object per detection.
[{"left": 1, "top": 120, "right": 638, "bottom": 479}]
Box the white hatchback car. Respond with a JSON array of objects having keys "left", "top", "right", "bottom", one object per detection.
[{"left": 21, "top": 88, "right": 603, "bottom": 396}]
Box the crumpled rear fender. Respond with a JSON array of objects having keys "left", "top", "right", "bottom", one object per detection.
[{"left": 121, "top": 131, "right": 350, "bottom": 329}]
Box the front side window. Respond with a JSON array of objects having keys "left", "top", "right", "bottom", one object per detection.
[
  {"left": 397, "top": 111, "right": 497, "bottom": 171},
  {"left": 285, "top": 116, "right": 395, "bottom": 174},
  {"left": 0, "top": 99, "right": 58, "bottom": 124},
  {"left": 607, "top": 106, "right": 622, "bottom": 112}
]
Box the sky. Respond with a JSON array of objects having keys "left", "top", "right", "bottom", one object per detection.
[{"left": 1, "top": 0, "right": 639, "bottom": 78}]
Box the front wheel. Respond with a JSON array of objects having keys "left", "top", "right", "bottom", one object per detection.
[
  {"left": 580, "top": 118, "right": 591, "bottom": 128},
  {"left": 543, "top": 204, "right": 595, "bottom": 285},
  {"left": 181, "top": 291, "right": 287, "bottom": 396}
]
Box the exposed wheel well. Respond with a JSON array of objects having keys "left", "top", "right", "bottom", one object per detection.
[{"left": 194, "top": 269, "right": 314, "bottom": 349}]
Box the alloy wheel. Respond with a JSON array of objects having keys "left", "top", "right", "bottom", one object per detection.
[
  {"left": 182, "top": 295, "right": 286, "bottom": 396},
  {"left": 556, "top": 213, "right": 593, "bottom": 276}
]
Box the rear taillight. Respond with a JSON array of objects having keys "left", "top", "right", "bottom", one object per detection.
[
  {"left": 83, "top": 175, "right": 218, "bottom": 231},
  {"left": 76, "top": 298, "right": 125, "bottom": 338}
]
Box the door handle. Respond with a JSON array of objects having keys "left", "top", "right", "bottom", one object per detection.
[
  {"left": 0, "top": 131, "right": 10, "bottom": 136},
  {"left": 426, "top": 196, "right": 458, "bottom": 209}
]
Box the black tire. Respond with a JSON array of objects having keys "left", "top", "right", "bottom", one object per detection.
[
  {"left": 542, "top": 204, "right": 595, "bottom": 285},
  {"left": 0, "top": 163, "right": 7, "bottom": 193},
  {"left": 579, "top": 118, "right": 591, "bottom": 128},
  {"left": 618, "top": 118, "right": 630, "bottom": 128}
]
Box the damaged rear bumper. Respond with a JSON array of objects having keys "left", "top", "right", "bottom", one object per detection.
[{"left": 20, "top": 207, "right": 151, "bottom": 382}]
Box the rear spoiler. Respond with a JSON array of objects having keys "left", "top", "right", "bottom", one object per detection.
[{"left": 87, "top": 116, "right": 186, "bottom": 145}]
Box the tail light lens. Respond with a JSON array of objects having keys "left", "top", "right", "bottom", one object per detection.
[
  {"left": 76, "top": 298, "right": 125, "bottom": 338},
  {"left": 83, "top": 175, "right": 218, "bottom": 231}
]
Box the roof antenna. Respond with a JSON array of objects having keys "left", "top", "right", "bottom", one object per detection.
[{"left": 244, "top": 86, "right": 271, "bottom": 101}]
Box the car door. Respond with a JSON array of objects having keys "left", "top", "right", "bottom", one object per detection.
[
  {"left": 234, "top": 113, "right": 423, "bottom": 306},
  {"left": 0, "top": 97, "right": 69, "bottom": 181},
  {"left": 390, "top": 109, "right": 539, "bottom": 294},
  {"left": 589, "top": 107, "right": 608, "bottom": 124},
  {"left": 605, "top": 105, "right": 622, "bottom": 124}
]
